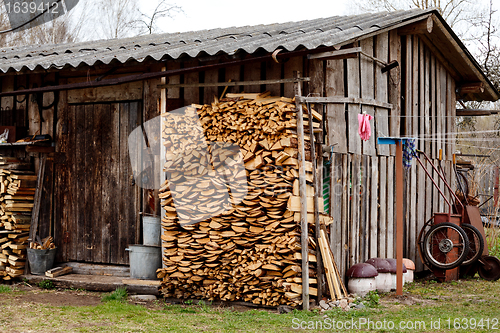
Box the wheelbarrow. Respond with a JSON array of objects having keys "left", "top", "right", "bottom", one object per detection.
[{"left": 414, "top": 150, "right": 500, "bottom": 281}]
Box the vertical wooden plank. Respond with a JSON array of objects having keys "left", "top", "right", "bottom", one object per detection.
[
  {"left": 68, "top": 104, "right": 79, "bottom": 262},
  {"left": 347, "top": 45, "right": 361, "bottom": 155},
  {"left": 109, "top": 103, "right": 121, "bottom": 264},
  {"left": 350, "top": 154, "right": 360, "bottom": 266},
  {"left": 405, "top": 35, "right": 413, "bottom": 138},
  {"left": 425, "top": 159, "right": 433, "bottom": 230},
  {"left": 378, "top": 157, "right": 387, "bottom": 258},
  {"left": 416, "top": 38, "right": 426, "bottom": 271},
  {"left": 203, "top": 63, "right": 220, "bottom": 104},
  {"left": 142, "top": 73, "right": 162, "bottom": 217},
  {"left": 100, "top": 104, "right": 115, "bottom": 264},
  {"left": 284, "top": 57, "right": 303, "bottom": 98},
  {"left": 418, "top": 37, "right": 425, "bottom": 152},
  {"left": 424, "top": 46, "right": 431, "bottom": 155},
  {"left": 448, "top": 73, "right": 456, "bottom": 159},
  {"left": 265, "top": 60, "right": 282, "bottom": 96},
  {"left": 430, "top": 55, "right": 437, "bottom": 159},
  {"left": 83, "top": 104, "right": 94, "bottom": 262},
  {"left": 375, "top": 33, "right": 390, "bottom": 156},
  {"left": 416, "top": 162, "right": 426, "bottom": 272},
  {"left": 118, "top": 103, "right": 130, "bottom": 264},
  {"left": 90, "top": 104, "right": 104, "bottom": 263},
  {"left": 130, "top": 102, "right": 142, "bottom": 260},
  {"left": 409, "top": 162, "right": 417, "bottom": 264},
  {"left": 436, "top": 63, "right": 445, "bottom": 212},
  {"left": 409, "top": 36, "right": 419, "bottom": 265},
  {"left": 370, "top": 156, "right": 378, "bottom": 259},
  {"left": 341, "top": 154, "right": 350, "bottom": 277},
  {"left": 440, "top": 64, "right": 447, "bottom": 160},
  {"left": 243, "top": 61, "right": 262, "bottom": 93},
  {"left": 224, "top": 63, "right": 243, "bottom": 96},
  {"left": 28, "top": 75, "right": 42, "bottom": 136},
  {"left": 360, "top": 38, "right": 376, "bottom": 156},
  {"left": 325, "top": 59, "right": 347, "bottom": 153},
  {"left": 386, "top": 156, "right": 395, "bottom": 258},
  {"left": 183, "top": 60, "right": 200, "bottom": 105},
  {"left": 294, "top": 77, "right": 309, "bottom": 310},
  {"left": 330, "top": 154, "right": 343, "bottom": 270},
  {"left": 167, "top": 61, "right": 181, "bottom": 100},
  {"left": 308, "top": 57, "right": 324, "bottom": 300},
  {"left": 388, "top": 31, "right": 401, "bottom": 156},
  {"left": 54, "top": 80, "right": 69, "bottom": 262},
  {"left": 412, "top": 36, "right": 419, "bottom": 140},
  {"left": 360, "top": 156, "right": 369, "bottom": 262}
]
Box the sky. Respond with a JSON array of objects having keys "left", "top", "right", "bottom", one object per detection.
[{"left": 142, "top": 0, "right": 350, "bottom": 33}]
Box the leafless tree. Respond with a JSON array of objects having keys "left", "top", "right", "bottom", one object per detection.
[
  {"left": 136, "top": 0, "right": 183, "bottom": 35},
  {"left": 351, "top": 0, "right": 478, "bottom": 28},
  {"left": 90, "top": 0, "right": 141, "bottom": 39}
]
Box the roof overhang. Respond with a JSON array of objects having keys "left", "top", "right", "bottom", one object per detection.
[{"left": 416, "top": 11, "right": 499, "bottom": 102}]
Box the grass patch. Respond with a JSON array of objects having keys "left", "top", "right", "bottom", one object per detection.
[
  {"left": 486, "top": 226, "right": 500, "bottom": 257},
  {"left": 0, "top": 285, "right": 11, "bottom": 293},
  {"left": 38, "top": 280, "right": 55, "bottom": 289},
  {"left": 101, "top": 287, "right": 128, "bottom": 303},
  {"left": 0, "top": 278, "right": 499, "bottom": 332},
  {"left": 363, "top": 290, "right": 380, "bottom": 308}
]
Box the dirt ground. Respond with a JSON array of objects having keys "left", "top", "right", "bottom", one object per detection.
[{"left": 2, "top": 283, "right": 104, "bottom": 307}]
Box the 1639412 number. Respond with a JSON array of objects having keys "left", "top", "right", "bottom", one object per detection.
[{"left": 5, "top": 1, "right": 59, "bottom": 15}]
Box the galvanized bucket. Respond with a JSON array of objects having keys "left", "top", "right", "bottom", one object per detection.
[
  {"left": 27, "top": 248, "right": 56, "bottom": 275},
  {"left": 126, "top": 245, "right": 161, "bottom": 280},
  {"left": 142, "top": 216, "right": 161, "bottom": 247}
]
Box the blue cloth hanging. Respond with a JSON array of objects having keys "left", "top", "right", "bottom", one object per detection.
[{"left": 403, "top": 139, "right": 416, "bottom": 169}]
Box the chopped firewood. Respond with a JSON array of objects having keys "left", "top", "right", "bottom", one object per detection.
[
  {"left": 30, "top": 236, "right": 55, "bottom": 250},
  {"left": 45, "top": 266, "right": 73, "bottom": 278},
  {"left": 157, "top": 95, "right": 324, "bottom": 307}
]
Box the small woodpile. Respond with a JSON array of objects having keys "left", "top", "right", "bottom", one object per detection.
[
  {"left": 30, "top": 236, "right": 55, "bottom": 250},
  {"left": 157, "top": 93, "right": 329, "bottom": 307},
  {"left": 0, "top": 157, "right": 36, "bottom": 280}
]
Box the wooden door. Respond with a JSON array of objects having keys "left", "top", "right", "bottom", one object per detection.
[{"left": 56, "top": 101, "right": 142, "bottom": 265}]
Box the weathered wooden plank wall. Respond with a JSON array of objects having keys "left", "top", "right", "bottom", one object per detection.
[{"left": 321, "top": 33, "right": 457, "bottom": 277}]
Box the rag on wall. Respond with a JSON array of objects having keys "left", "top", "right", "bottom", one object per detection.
[
  {"left": 403, "top": 139, "right": 416, "bottom": 169},
  {"left": 357, "top": 113, "right": 373, "bottom": 141}
]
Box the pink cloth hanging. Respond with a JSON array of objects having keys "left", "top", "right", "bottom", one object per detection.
[{"left": 358, "top": 113, "right": 373, "bottom": 141}]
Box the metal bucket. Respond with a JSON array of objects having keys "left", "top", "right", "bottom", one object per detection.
[
  {"left": 142, "top": 216, "right": 161, "bottom": 246},
  {"left": 126, "top": 245, "right": 161, "bottom": 280},
  {"left": 27, "top": 248, "right": 57, "bottom": 275}
]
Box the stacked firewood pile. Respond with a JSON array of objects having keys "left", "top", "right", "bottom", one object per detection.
[
  {"left": 157, "top": 93, "right": 328, "bottom": 306},
  {"left": 0, "top": 157, "right": 35, "bottom": 280}
]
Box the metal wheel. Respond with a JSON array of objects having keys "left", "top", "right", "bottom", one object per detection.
[
  {"left": 456, "top": 171, "right": 469, "bottom": 202},
  {"left": 478, "top": 256, "right": 500, "bottom": 281},
  {"left": 417, "top": 217, "right": 435, "bottom": 268},
  {"left": 423, "top": 222, "right": 470, "bottom": 270},
  {"left": 461, "top": 224, "right": 485, "bottom": 266}
]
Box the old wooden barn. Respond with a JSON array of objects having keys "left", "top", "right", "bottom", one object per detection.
[{"left": 0, "top": 8, "right": 498, "bottom": 293}]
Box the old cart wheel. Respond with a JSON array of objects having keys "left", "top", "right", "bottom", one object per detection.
[
  {"left": 478, "top": 256, "right": 500, "bottom": 281},
  {"left": 461, "top": 224, "right": 485, "bottom": 266},
  {"left": 423, "top": 222, "right": 470, "bottom": 270}
]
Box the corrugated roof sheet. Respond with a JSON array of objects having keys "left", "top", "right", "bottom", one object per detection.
[{"left": 0, "top": 9, "right": 431, "bottom": 73}]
